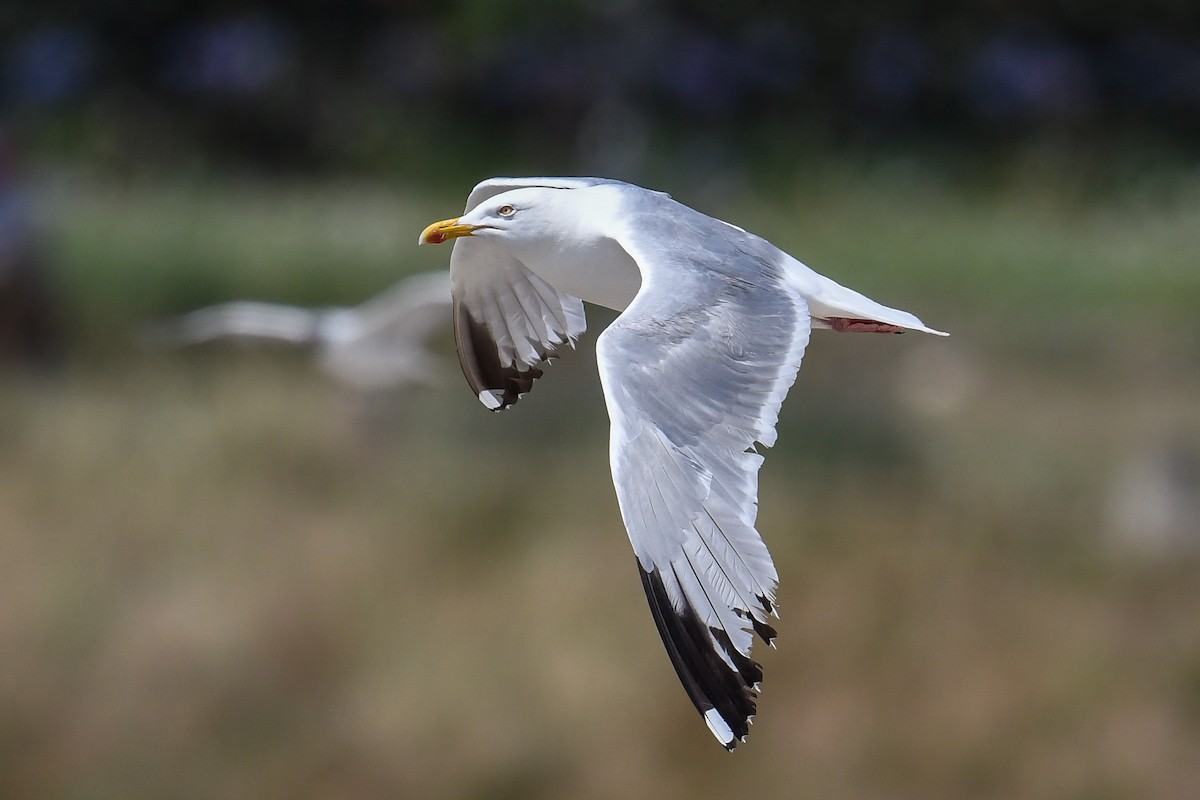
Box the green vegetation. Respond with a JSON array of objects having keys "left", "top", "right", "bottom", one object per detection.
[{"left": 47, "top": 152, "right": 1200, "bottom": 340}]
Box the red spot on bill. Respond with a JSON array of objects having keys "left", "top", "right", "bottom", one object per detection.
[{"left": 426, "top": 231, "right": 448, "bottom": 244}]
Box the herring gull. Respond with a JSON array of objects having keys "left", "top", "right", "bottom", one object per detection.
[
  {"left": 143, "top": 270, "right": 451, "bottom": 391},
  {"left": 419, "top": 177, "right": 946, "bottom": 749}
]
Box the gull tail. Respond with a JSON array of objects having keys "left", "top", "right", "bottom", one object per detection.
[{"left": 792, "top": 267, "right": 948, "bottom": 336}]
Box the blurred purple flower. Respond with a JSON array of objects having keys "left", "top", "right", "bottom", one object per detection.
[
  {"left": 650, "top": 23, "right": 745, "bottom": 118},
  {"left": 965, "top": 30, "right": 1096, "bottom": 123},
  {"left": 1106, "top": 30, "right": 1200, "bottom": 112},
  {"left": 162, "top": 15, "right": 293, "bottom": 96},
  {"left": 851, "top": 26, "right": 932, "bottom": 113},
  {"left": 367, "top": 23, "right": 451, "bottom": 98},
  {"left": 6, "top": 26, "right": 95, "bottom": 105}
]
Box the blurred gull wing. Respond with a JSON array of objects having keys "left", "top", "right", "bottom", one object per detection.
[
  {"left": 146, "top": 270, "right": 454, "bottom": 391},
  {"left": 148, "top": 301, "right": 322, "bottom": 347},
  {"left": 343, "top": 269, "right": 451, "bottom": 346},
  {"left": 316, "top": 270, "right": 453, "bottom": 390}
]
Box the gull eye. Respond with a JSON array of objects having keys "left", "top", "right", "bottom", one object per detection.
[{"left": 497, "top": 204, "right": 516, "bottom": 218}]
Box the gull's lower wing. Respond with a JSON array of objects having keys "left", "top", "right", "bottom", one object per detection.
[
  {"left": 451, "top": 240, "right": 586, "bottom": 410},
  {"left": 597, "top": 198, "right": 812, "bottom": 748}
]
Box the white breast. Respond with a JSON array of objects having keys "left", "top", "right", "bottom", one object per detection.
[{"left": 525, "top": 235, "right": 641, "bottom": 312}]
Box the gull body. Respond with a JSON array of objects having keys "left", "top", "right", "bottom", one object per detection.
[{"left": 420, "top": 177, "right": 946, "bottom": 749}]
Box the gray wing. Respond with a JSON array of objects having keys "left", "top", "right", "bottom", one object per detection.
[
  {"left": 314, "top": 271, "right": 452, "bottom": 390},
  {"left": 451, "top": 178, "right": 621, "bottom": 410},
  {"left": 348, "top": 270, "right": 451, "bottom": 345},
  {"left": 597, "top": 202, "right": 811, "bottom": 749}
]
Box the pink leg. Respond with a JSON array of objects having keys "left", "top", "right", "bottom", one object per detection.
[{"left": 823, "top": 317, "right": 906, "bottom": 334}]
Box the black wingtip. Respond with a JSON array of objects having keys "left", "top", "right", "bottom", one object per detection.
[
  {"left": 751, "top": 617, "right": 777, "bottom": 646},
  {"left": 735, "top": 606, "right": 778, "bottom": 646},
  {"left": 453, "top": 299, "right": 545, "bottom": 410},
  {"left": 756, "top": 593, "right": 776, "bottom": 616},
  {"left": 637, "top": 562, "right": 763, "bottom": 748}
]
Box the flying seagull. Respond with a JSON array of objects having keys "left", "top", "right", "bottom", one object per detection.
[
  {"left": 419, "top": 177, "right": 946, "bottom": 750},
  {"left": 143, "top": 270, "right": 451, "bottom": 391}
]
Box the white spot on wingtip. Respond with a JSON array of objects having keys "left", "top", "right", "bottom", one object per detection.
[
  {"left": 703, "top": 708, "right": 735, "bottom": 748},
  {"left": 478, "top": 390, "right": 503, "bottom": 410}
]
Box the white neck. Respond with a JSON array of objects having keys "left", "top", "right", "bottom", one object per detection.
[{"left": 508, "top": 188, "right": 642, "bottom": 311}]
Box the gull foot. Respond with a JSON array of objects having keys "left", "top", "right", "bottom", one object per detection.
[{"left": 823, "top": 317, "right": 906, "bottom": 334}]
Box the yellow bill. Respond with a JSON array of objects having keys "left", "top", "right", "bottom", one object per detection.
[{"left": 418, "top": 217, "right": 479, "bottom": 245}]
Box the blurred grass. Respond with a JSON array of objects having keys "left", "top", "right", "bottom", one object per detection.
[
  {"left": 2, "top": 160, "right": 1199, "bottom": 798},
  {"left": 42, "top": 152, "right": 1200, "bottom": 342}
]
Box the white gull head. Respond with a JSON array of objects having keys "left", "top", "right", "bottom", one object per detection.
[{"left": 423, "top": 183, "right": 641, "bottom": 311}]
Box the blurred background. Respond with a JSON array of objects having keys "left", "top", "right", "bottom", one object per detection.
[{"left": 2, "top": 2, "right": 1199, "bottom": 798}]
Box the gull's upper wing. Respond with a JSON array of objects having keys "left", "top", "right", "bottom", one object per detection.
[
  {"left": 597, "top": 196, "right": 811, "bottom": 749},
  {"left": 348, "top": 270, "right": 452, "bottom": 345},
  {"left": 450, "top": 178, "right": 619, "bottom": 410},
  {"left": 311, "top": 271, "right": 452, "bottom": 390}
]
